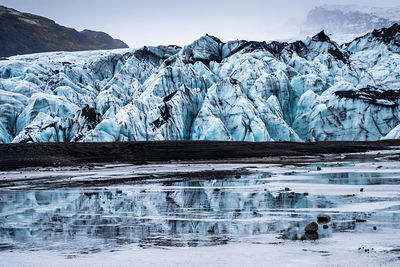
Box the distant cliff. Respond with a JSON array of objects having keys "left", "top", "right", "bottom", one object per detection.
[
  {"left": 0, "top": 5, "right": 128, "bottom": 57},
  {"left": 302, "top": 5, "right": 400, "bottom": 36}
]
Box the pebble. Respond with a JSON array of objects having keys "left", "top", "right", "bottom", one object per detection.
[
  {"left": 304, "top": 222, "right": 318, "bottom": 233},
  {"left": 317, "top": 214, "right": 331, "bottom": 223}
]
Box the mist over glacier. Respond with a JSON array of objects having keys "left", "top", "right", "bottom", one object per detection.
[{"left": 1, "top": 24, "right": 400, "bottom": 143}]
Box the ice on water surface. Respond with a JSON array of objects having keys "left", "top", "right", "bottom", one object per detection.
[{"left": 1, "top": 158, "right": 400, "bottom": 266}]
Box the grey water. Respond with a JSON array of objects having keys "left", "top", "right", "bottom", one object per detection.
[{"left": 1, "top": 160, "right": 400, "bottom": 256}]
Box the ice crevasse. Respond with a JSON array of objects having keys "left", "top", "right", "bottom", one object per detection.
[{"left": 2, "top": 25, "right": 400, "bottom": 143}]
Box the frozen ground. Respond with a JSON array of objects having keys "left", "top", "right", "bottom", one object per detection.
[{"left": 0, "top": 154, "right": 400, "bottom": 266}]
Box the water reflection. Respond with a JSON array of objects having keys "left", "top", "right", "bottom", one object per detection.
[{"left": 0, "top": 162, "right": 399, "bottom": 253}]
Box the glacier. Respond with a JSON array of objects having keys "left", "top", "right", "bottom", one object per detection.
[{"left": 1, "top": 25, "right": 400, "bottom": 143}]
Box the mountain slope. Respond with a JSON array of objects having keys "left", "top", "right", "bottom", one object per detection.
[
  {"left": 0, "top": 5, "right": 128, "bottom": 57},
  {"left": 1, "top": 24, "right": 400, "bottom": 143},
  {"left": 302, "top": 5, "right": 400, "bottom": 36}
]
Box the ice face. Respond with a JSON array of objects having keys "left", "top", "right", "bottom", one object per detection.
[{"left": 1, "top": 27, "right": 400, "bottom": 143}]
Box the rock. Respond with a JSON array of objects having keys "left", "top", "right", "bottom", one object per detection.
[
  {"left": 0, "top": 6, "right": 128, "bottom": 57},
  {"left": 284, "top": 187, "right": 290, "bottom": 191},
  {"left": 305, "top": 222, "right": 319, "bottom": 233},
  {"left": 303, "top": 6, "right": 400, "bottom": 37},
  {"left": 316, "top": 166, "right": 322, "bottom": 171},
  {"left": 304, "top": 231, "right": 319, "bottom": 240},
  {"left": 360, "top": 188, "right": 364, "bottom": 192},
  {"left": 317, "top": 214, "right": 331, "bottom": 223},
  {"left": 323, "top": 225, "right": 329, "bottom": 229}
]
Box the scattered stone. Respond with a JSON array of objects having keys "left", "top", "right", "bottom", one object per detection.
[
  {"left": 360, "top": 188, "right": 364, "bottom": 192},
  {"left": 116, "top": 190, "right": 122, "bottom": 194},
  {"left": 323, "top": 225, "right": 329, "bottom": 229},
  {"left": 356, "top": 219, "right": 367, "bottom": 223},
  {"left": 377, "top": 166, "right": 383, "bottom": 169},
  {"left": 304, "top": 192, "right": 309, "bottom": 196},
  {"left": 284, "top": 187, "right": 290, "bottom": 191},
  {"left": 304, "top": 232, "right": 319, "bottom": 240},
  {"left": 317, "top": 214, "right": 331, "bottom": 223},
  {"left": 373, "top": 226, "right": 377, "bottom": 230},
  {"left": 305, "top": 222, "right": 318, "bottom": 233},
  {"left": 235, "top": 175, "right": 241, "bottom": 179},
  {"left": 317, "top": 166, "right": 321, "bottom": 171},
  {"left": 288, "top": 195, "right": 294, "bottom": 199}
]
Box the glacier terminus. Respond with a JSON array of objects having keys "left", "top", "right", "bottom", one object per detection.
[{"left": 2, "top": 24, "right": 400, "bottom": 143}]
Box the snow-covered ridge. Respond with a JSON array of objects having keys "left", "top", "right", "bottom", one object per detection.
[
  {"left": 303, "top": 5, "right": 400, "bottom": 36},
  {"left": 1, "top": 25, "right": 400, "bottom": 143},
  {"left": 320, "top": 4, "right": 400, "bottom": 21}
]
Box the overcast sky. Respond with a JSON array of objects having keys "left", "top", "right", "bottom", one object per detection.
[{"left": 1, "top": 0, "right": 399, "bottom": 47}]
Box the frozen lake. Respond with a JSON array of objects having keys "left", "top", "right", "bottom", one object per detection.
[{"left": 1, "top": 156, "right": 400, "bottom": 266}]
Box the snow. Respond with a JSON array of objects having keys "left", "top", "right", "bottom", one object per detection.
[
  {"left": 303, "top": 5, "right": 400, "bottom": 37},
  {"left": 1, "top": 27, "right": 400, "bottom": 143},
  {"left": 1, "top": 236, "right": 399, "bottom": 267},
  {"left": 320, "top": 4, "right": 400, "bottom": 21}
]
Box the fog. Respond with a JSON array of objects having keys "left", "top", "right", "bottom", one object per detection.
[{"left": 1, "top": 0, "right": 399, "bottom": 47}]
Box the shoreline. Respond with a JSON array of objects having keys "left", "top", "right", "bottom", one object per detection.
[{"left": 1, "top": 140, "right": 400, "bottom": 170}]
